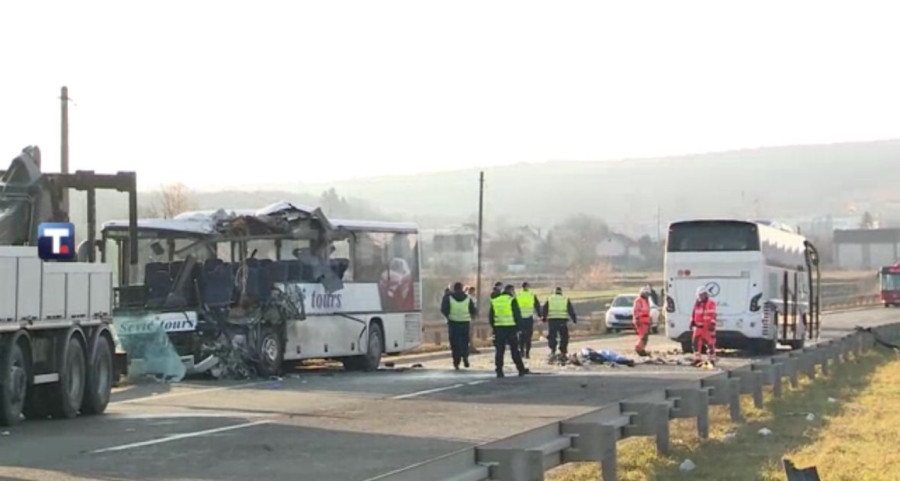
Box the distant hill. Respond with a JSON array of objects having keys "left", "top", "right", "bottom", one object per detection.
[
  {"left": 298, "top": 139, "right": 900, "bottom": 233},
  {"left": 70, "top": 139, "right": 900, "bottom": 238}
]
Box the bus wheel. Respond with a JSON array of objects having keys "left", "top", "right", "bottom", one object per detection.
[
  {"left": 51, "top": 336, "right": 86, "bottom": 419},
  {"left": 362, "top": 323, "right": 384, "bottom": 371},
  {"left": 256, "top": 325, "right": 284, "bottom": 378},
  {"left": 82, "top": 335, "right": 114, "bottom": 415},
  {"left": 755, "top": 338, "right": 777, "bottom": 356},
  {"left": 0, "top": 336, "right": 28, "bottom": 426},
  {"left": 342, "top": 323, "right": 383, "bottom": 372}
]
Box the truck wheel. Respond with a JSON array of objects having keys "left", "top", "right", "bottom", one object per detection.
[
  {"left": 255, "top": 325, "right": 284, "bottom": 378},
  {"left": 23, "top": 385, "right": 51, "bottom": 421},
  {"left": 51, "top": 337, "right": 86, "bottom": 419},
  {"left": 82, "top": 335, "right": 114, "bottom": 415},
  {"left": 0, "top": 337, "right": 28, "bottom": 426}
]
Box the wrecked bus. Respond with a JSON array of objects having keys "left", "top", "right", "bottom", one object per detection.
[{"left": 100, "top": 202, "right": 423, "bottom": 379}]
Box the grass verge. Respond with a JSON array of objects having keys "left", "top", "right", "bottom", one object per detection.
[{"left": 548, "top": 345, "right": 900, "bottom": 481}]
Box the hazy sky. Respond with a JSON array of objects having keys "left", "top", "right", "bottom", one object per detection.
[{"left": 1, "top": 1, "right": 898, "bottom": 189}]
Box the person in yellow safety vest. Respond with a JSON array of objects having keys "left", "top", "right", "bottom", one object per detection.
[
  {"left": 441, "top": 282, "right": 478, "bottom": 370},
  {"left": 489, "top": 284, "right": 530, "bottom": 378},
  {"left": 516, "top": 282, "right": 541, "bottom": 359},
  {"left": 541, "top": 287, "right": 577, "bottom": 360}
]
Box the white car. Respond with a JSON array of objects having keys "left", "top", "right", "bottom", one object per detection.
[{"left": 604, "top": 294, "right": 661, "bottom": 333}]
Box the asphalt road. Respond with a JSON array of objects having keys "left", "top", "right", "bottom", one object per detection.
[{"left": 0, "top": 307, "right": 894, "bottom": 481}]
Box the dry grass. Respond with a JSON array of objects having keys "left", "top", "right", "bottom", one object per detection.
[{"left": 548, "top": 345, "right": 900, "bottom": 481}]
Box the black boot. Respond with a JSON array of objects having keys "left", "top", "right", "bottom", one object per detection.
[
  {"left": 496, "top": 370, "right": 505, "bottom": 378},
  {"left": 463, "top": 358, "right": 470, "bottom": 368}
]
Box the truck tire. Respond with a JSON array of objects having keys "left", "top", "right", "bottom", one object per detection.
[
  {"left": 0, "top": 336, "right": 28, "bottom": 426},
  {"left": 255, "top": 325, "right": 284, "bottom": 378},
  {"left": 342, "top": 323, "right": 383, "bottom": 372},
  {"left": 82, "top": 335, "right": 114, "bottom": 415},
  {"left": 51, "top": 336, "right": 86, "bottom": 419},
  {"left": 23, "top": 385, "right": 51, "bottom": 421}
]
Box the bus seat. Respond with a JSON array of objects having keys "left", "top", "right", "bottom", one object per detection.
[
  {"left": 145, "top": 262, "right": 173, "bottom": 308},
  {"left": 202, "top": 262, "right": 234, "bottom": 307}
]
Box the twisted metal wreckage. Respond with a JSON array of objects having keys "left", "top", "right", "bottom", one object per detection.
[{"left": 110, "top": 202, "right": 350, "bottom": 382}]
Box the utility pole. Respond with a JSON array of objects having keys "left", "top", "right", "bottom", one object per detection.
[
  {"left": 60, "top": 86, "right": 70, "bottom": 216},
  {"left": 656, "top": 205, "right": 661, "bottom": 242},
  {"left": 472, "top": 171, "right": 485, "bottom": 352}
]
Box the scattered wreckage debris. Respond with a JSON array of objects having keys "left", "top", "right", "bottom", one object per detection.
[{"left": 783, "top": 459, "right": 822, "bottom": 481}]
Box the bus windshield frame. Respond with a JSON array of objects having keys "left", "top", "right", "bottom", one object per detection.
[{"left": 666, "top": 220, "right": 761, "bottom": 253}]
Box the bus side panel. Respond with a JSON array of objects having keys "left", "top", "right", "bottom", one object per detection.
[
  {"left": 284, "top": 315, "right": 369, "bottom": 360},
  {"left": 381, "top": 312, "right": 422, "bottom": 353}
]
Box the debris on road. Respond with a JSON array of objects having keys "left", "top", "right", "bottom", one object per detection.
[
  {"left": 1, "top": 431, "right": 10, "bottom": 436},
  {"left": 384, "top": 362, "right": 396, "bottom": 368},
  {"left": 806, "top": 413, "right": 816, "bottom": 422},
  {"left": 679, "top": 459, "right": 697, "bottom": 472},
  {"left": 723, "top": 432, "right": 737, "bottom": 442},
  {"left": 579, "top": 348, "right": 636, "bottom": 367},
  {"left": 827, "top": 397, "right": 837, "bottom": 403},
  {"left": 759, "top": 428, "right": 773, "bottom": 436}
]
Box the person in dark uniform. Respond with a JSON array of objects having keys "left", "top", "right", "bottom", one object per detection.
[
  {"left": 515, "top": 281, "right": 540, "bottom": 359},
  {"left": 489, "top": 284, "right": 530, "bottom": 378},
  {"left": 542, "top": 287, "right": 578, "bottom": 360},
  {"left": 441, "top": 282, "right": 477, "bottom": 370}
]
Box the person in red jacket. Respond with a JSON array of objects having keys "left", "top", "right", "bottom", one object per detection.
[
  {"left": 632, "top": 286, "right": 652, "bottom": 356},
  {"left": 691, "top": 285, "right": 717, "bottom": 365}
]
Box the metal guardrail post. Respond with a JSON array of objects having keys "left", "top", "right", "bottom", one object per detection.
[
  {"left": 560, "top": 422, "right": 619, "bottom": 481},
  {"left": 620, "top": 401, "right": 672, "bottom": 455},
  {"left": 701, "top": 374, "right": 742, "bottom": 422},
  {"left": 751, "top": 362, "right": 783, "bottom": 398},
  {"left": 729, "top": 369, "right": 764, "bottom": 408},
  {"left": 666, "top": 387, "right": 710, "bottom": 439},
  {"left": 476, "top": 448, "right": 543, "bottom": 481}
]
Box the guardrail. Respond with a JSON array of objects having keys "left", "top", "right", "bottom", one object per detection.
[{"left": 368, "top": 322, "right": 900, "bottom": 481}]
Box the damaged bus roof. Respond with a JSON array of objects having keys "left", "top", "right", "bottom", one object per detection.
[{"left": 102, "top": 201, "right": 418, "bottom": 238}]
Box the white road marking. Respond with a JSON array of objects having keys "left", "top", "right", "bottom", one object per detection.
[
  {"left": 110, "top": 380, "right": 268, "bottom": 406},
  {"left": 91, "top": 420, "right": 270, "bottom": 454},
  {"left": 107, "top": 411, "right": 268, "bottom": 420},
  {"left": 391, "top": 383, "right": 467, "bottom": 400}
]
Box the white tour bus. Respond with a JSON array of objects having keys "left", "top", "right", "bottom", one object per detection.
[
  {"left": 663, "top": 219, "right": 821, "bottom": 355},
  {"left": 101, "top": 202, "right": 423, "bottom": 376}
]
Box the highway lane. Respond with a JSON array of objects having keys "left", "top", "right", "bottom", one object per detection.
[{"left": 0, "top": 307, "right": 894, "bottom": 481}]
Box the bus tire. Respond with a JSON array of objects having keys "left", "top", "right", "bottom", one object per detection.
[
  {"left": 50, "top": 336, "right": 87, "bottom": 419},
  {"left": 0, "top": 335, "right": 29, "bottom": 427},
  {"left": 82, "top": 334, "right": 114, "bottom": 415},
  {"left": 256, "top": 324, "right": 284, "bottom": 378},
  {"left": 342, "top": 323, "right": 383, "bottom": 372},
  {"left": 755, "top": 338, "right": 777, "bottom": 356}
]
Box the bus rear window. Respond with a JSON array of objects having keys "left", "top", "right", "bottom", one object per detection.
[{"left": 667, "top": 222, "right": 760, "bottom": 252}]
